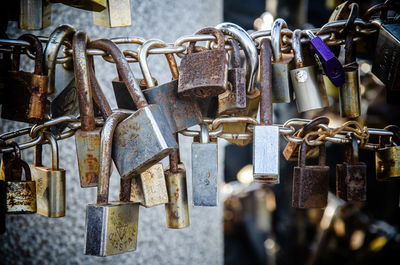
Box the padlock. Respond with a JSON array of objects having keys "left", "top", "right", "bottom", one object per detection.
[
  {"left": 164, "top": 136, "right": 190, "bottom": 228},
  {"left": 0, "top": 33, "right": 12, "bottom": 105},
  {"left": 5, "top": 156, "right": 37, "bottom": 214},
  {"left": 292, "top": 141, "right": 329, "bottom": 208},
  {"left": 138, "top": 39, "right": 203, "bottom": 133},
  {"left": 290, "top": 29, "right": 329, "bottom": 113},
  {"left": 88, "top": 39, "right": 177, "bottom": 179},
  {"left": 339, "top": 32, "right": 360, "bottom": 118},
  {"left": 271, "top": 18, "right": 294, "bottom": 103},
  {"left": 30, "top": 134, "right": 66, "bottom": 217},
  {"left": 1, "top": 34, "right": 48, "bottom": 123},
  {"left": 0, "top": 176, "right": 5, "bottom": 234},
  {"left": 371, "top": 22, "right": 400, "bottom": 104},
  {"left": 84, "top": 111, "right": 139, "bottom": 257},
  {"left": 336, "top": 134, "right": 367, "bottom": 202},
  {"left": 51, "top": 0, "right": 106, "bottom": 11},
  {"left": 93, "top": 0, "right": 131, "bottom": 28},
  {"left": 375, "top": 125, "right": 400, "bottom": 181},
  {"left": 178, "top": 27, "right": 228, "bottom": 99},
  {"left": 253, "top": 38, "right": 279, "bottom": 184},
  {"left": 283, "top": 116, "right": 330, "bottom": 161},
  {"left": 192, "top": 123, "right": 218, "bottom": 206},
  {"left": 19, "top": 0, "right": 51, "bottom": 30},
  {"left": 73, "top": 31, "right": 101, "bottom": 188},
  {"left": 217, "top": 38, "right": 246, "bottom": 115}
]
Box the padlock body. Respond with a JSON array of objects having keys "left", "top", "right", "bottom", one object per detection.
[
  {"left": 53, "top": 0, "right": 107, "bottom": 12},
  {"left": 192, "top": 142, "right": 218, "bottom": 206},
  {"left": 218, "top": 68, "right": 246, "bottom": 115},
  {"left": 272, "top": 54, "right": 294, "bottom": 103},
  {"left": 291, "top": 65, "right": 329, "bottom": 113},
  {"left": 0, "top": 180, "right": 5, "bottom": 233},
  {"left": 323, "top": 74, "right": 339, "bottom": 97},
  {"left": 138, "top": 163, "right": 168, "bottom": 208},
  {"left": 339, "top": 70, "right": 360, "bottom": 118},
  {"left": 93, "top": 0, "right": 131, "bottom": 27},
  {"left": 19, "top": 0, "right": 51, "bottom": 30},
  {"left": 292, "top": 166, "right": 329, "bottom": 208},
  {"left": 143, "top": 80, "right": 203, "bottom": 133},
  {"left": 165, "top": 164, "right": 190, "bottom": 229},
  {"left": 253, "top": 125, "right": 280, "bottom": 184},
  {"left": 112, "top": 104, "right": 178, "bottom": 179},
  {"left": 6, "top": 181, "right": 37, "bottom": 214},
  {"left": 375, "top": 146, "right": 400, "bottom": 181},
  {"left": 336, "top": 163, "right": 366, "bottom": 201},
  {"left": 30, "top": 166, "right": 66, "bottom": 217},
  {"left": 178, "top": 49, "right": 227, "bottom": 98},
  {"left": 84, "top": 202, "right": 139, "bottom": 257},
  {"left": 75, "top": 128, "right": 101, "bottom": 188},
  {"left": 372, "top": 23, "right": 400, "bottom": 104}
]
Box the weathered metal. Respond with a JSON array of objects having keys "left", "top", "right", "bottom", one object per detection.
[
  {"left": 375, "top": 125, "right": 400, "bottom": 181},
  {"left": 93, "top": 0, "right": 132, "bottom": 28}
]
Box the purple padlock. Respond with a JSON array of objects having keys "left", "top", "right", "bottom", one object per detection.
[{"left": 306, "top": 30, "right": 345, "bottom": 87}]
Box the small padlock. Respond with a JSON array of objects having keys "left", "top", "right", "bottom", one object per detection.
[
  {"left": 5, "top": 155, "right": 37, "bottom": 214},
  {"left": 192, "top": 123, "right": 218, "bottom": 206},
  {"left": 19, "top": 0, "right": 51, "bottom": 30},
  {"left": 375, "top": 125, "right": 400, "bottom": 181},
  {"left": 336, "top": 134, "right": 367, "bottom": 202},
  {"left": 290, "top": 29, "right": 329, "bottom": 113},
  {"left": 292, "top": 141, "right": 330, "bottom": 208},
  {"left": 164, "top": 136, "right": 190, "bottom": 229},
  {"left": 73, "top": 31, "right": 101, "bottom": 188},
  {"left": 51, "top": 0, "right": 107, "bottom": 11},
  {"left": 178, "top": 27, "right": 228, "bottom": 99},
  {"left": 88, "top": 39, "right": 177, "bottom": 179},
  {"left": 271, "top": 18, "right": 294, "bottom": 103},
  {"left": 217, "top": 38, "right": 246, "bottom": 115},
  {"left": 93, "top": 0, "right": 131, "bottom": 27},
  {"left": 84, "top": 111, "right": 139, "bottom": 257},
  {"left": 30, "top": 134, "right": 66, "bottom": 217},
  {"left": 138, "top": 39, "right": 203, "bottom": 133},
  {"left": 253, "top": 38, "right": 279, "bottom": 184},
  {"left": 1, "top": 34, "right": 48, "bottom": 123}
]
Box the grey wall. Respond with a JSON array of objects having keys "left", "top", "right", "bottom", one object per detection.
[{"left": 0, "top": 1, "right": 224, "bottom": 264}]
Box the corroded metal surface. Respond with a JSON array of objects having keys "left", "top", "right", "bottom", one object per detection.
[
  {"left": 375, "top": 146, "right": 400, "bottom": 181},
  {"left": 19, "top": 0, "right": 51, "bottom": 30},
  {"left": 336, "top": 163, "right": 366, "bottom": 201},
  {"left": 339, "top": 70, "right": 360, "bottom": 118},
  {"left": 140, "top": 163, "right": 168, "bottom": 207},
  {"left": 6, "top": 181, "right": 37, "bottom": 214}
]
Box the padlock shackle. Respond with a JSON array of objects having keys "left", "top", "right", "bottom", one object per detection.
[
  {"left": 119, "top": 178, "right": 131, "bottom": 202},
  {"left": 292, "top": 29, "right": 304, "bottom": 69},
  {"left": 187, "top": 27, "right": 225, "bottom": 54},
  {"left": 169, "top": 134, "right": 180, "bottom": 173},
  {"left": 18, "top": 34, "right": 44, "bottom": 75},
  {"left": 259, "top": 38, "right": 273, "bottom": 125},
  {"left": 299, "top": 141, "right": 326, "bottom": 167},
  {"left": 138, "top": 39, "right": 179, "bottom": 88},
  {"left": 97, "top": 111, "right": 130, "bottom": 204},
  {"left": 44, "top": 133, "right": 59, "bottom": 170},
  {"left": 227, "top": 38, "right": 241, "bottom": 69},
  {"left": 380, "top": 125, "right": 400, "bottom": 148},
  {"left": 215, "top": 22, "right": 258, "bottom": 94},
  {"left": 73, "top": 31, "right": 96, "bottom": 132},
  {"left": 271, "top": 18, "right": 287, "bottom": 62},
  {"left": 299, "top": 116, "right": 330, "bottom": 137},
  {"left": 89, "top": 39, "right": 148, "bottom": 109},
  {"left": 200, "top": 123, "right": 210, "bottom": 144}
]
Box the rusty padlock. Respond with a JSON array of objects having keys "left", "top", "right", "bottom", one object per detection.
[
  {"left": 178, "top": 27, "right": 228, "bottom": 99},
  {"left": 1, "top": 34, "right": 48, "bottom": 123},
  {"left": 375, "top": 125, "right": 400, "bottom": 181},
  {"left": 336, "top": 134, "right": 367, "bottom": 202},
  {"left": 292, "top": 141, "right": 330, "bottom": 208}
]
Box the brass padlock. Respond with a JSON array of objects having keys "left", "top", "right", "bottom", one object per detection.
[
  {"left": 30, "top": 134, "right": 66, "bottom": 217},
  {"left": 73, "top": 31, "right": 101, "bottom": 188},
  {"left": 375, "top": 125, "right": 400, "bottom": 181},
  {"left": 336, "top": 134, "right": 367, "bottom": 202},
  {"left": 84, "top": 111, "right": 139, "bottom": 257},
  {"left": 19, "top": 0, "right": 51, "bottom": 30},
  {"left": 178, "top": 27, "right": 228, "bottom": 99},
  {"left": 292, "top": 141, "right": 329, "bottom": 208},
  {"left": 93, "top": 0, "right": 131, "bottom": 27},
  {"left": 2, "top": 34, "right": 48, "bottom": 123}
]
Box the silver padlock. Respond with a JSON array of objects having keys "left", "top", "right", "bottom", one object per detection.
[
  {"left": 253, "top": 38, "right": 280, "bottom": 184},
  {"left": 290, "top": 29, "right": 329, "bottom": 112},
  {"left": 192, "top": 123, "right": 218, "bottom": 206},
  {"left": 19, "top": 0, "right": 51, "bottom": 30}
]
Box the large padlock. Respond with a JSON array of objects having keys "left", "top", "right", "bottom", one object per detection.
[
  {"left": 178, "top": 27, "right": 228, "bottom": 99},
  {"left": 253, "top": 38, "right": 279, "bottom": 184},
  {"left": 375, "top": 125, "right": 400, "bottom": 181},
  {"left": 1, "top": 34, "right": 48, "bottom": 123},
  {"left": 84, "top": 111, "right": 139, "bottom": 257},
  {"left": 292, "top": 141, "right": 329, "bottom": 208},
  {"left": 138, "top": 39, "right": 203, "bottom": 133},
  {"left": 290, "top": 29, "right": 329, "bottom": 113},
  {"left": 19, "top": 0, "right": 51, "bottom": 30},
  {"left": 271, "top": 18, "right": 294, "bottom": 103},
  {"left": 217, "top": 38, "right": 246, "bottom": 116},
  {"left": 88, "top": 39, "right": 177, "bottom": 179},
  {"left": 73, "top": 31, "right": 101, "bottom": 188},
  {"left": 164, "top": 136, "right": 190, "bottom": 228},
  {"left": 52, "top": 0, "right": 107, "bottom": 11},
  {"left": 192, "top": 123, "right": 218, "bottom": 206},
  {"left": 371, "top": 22, "right": 400, "bottom": 104},
  {"left": 93, "top": 0, "right": 131, "bottom": 27},
  {"left": 5, "top": 155, "right": 37, "bottom": 214},
  {"left": 30, "top": 134, "right": 66, "bottom": 217},
  {"left": 336, "top": 134, "right": 367, "bottom": 202}
]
